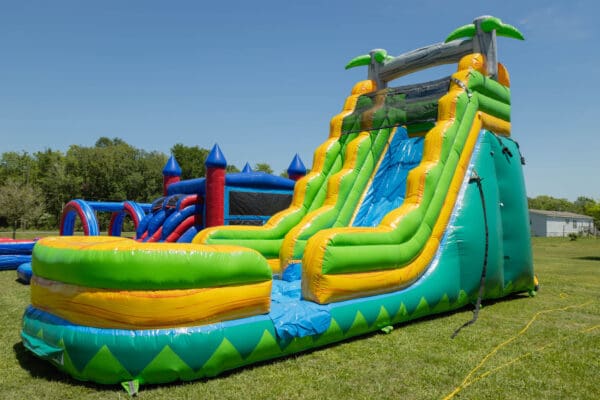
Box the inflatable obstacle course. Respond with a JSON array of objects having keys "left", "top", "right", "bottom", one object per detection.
[{"left": 22, "top": 16, "right": 534, "bottom": 391}]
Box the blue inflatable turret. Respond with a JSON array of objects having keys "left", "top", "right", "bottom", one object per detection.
[
  {"left": 205, "top": 144, "right": 227, "bottom": 169},
  {"left": 162, "top": 155, "right": 182, "bottom": 195},
  {"left": 242, "top": 162, "right": 253, "bottom": 173},
  {"left": 287, "top": 153, "right": 307, "bottom": 181}
]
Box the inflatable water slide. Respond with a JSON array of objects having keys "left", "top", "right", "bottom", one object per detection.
[{"left": 21, "top": 16, "right": 535, "bottom": 391}]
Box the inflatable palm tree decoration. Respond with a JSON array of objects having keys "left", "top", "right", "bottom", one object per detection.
[
  {"left": 345, "top": 49, "right": 392, "bottom": 70},
  {"left": 445, "top": 16, "right": 524, "bottom": 42},
  {"left": 446, "top": 16, "right": 524, "bottom": 78},
  {"left": 345, "top": 16, "right": 525, "bottom": 88}
]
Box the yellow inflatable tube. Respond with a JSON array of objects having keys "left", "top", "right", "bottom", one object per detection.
[{"left": 31, "top": 277, "right": 271, "bottom": 329}]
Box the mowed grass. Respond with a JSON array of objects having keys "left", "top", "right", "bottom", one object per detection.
[{"left": 0, "top": 237, "right": 598, "bottom": 399}]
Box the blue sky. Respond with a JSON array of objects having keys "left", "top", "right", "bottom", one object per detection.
[{"left": 0, "top": 0, "right": 598, "bottom": 200}]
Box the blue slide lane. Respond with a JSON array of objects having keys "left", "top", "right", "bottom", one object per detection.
[{"left": 353, "top": 128, "right": 424, "bottom": 227}]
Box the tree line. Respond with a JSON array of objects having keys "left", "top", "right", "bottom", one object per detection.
[
  {"left": 0, "top": 137, "right": 274, "bottom": 236},
  {"left": 1, "top": 136, "right": 598, "bottom": 236}
]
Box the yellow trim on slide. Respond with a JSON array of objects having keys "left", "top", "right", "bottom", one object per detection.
[
  {"left": 193, "top": 80, "right": 376, "bottom": 249},
  {"left": 302, "top": 54, "right": 512, "bottom": 303},
  {"left": 267, "top": 258, "right": 282, "bottom": 274},
  {"left": 279, "top": 130, "right": 372, "bottom": 266},
  {"left": 31, "top": 276, "right": 272, "bottom": 329}
]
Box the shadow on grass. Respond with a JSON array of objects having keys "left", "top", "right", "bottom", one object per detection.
[
  {"left": 13, "top": 342, "right": 118, "bottom": 393},
  {"left": 573, "top": 256, "right": 600, "bottom": 261}
]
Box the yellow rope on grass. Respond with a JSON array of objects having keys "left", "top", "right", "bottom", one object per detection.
[{"left": 443, "top": 301, "right": 594, "bottom": 400}]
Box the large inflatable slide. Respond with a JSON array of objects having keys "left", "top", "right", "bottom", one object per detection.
[{"left": 21, "top": 16, "right": 535, "bottom": 391}]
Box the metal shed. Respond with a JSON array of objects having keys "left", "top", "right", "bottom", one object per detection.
[{"left": 529, "top": 209, "right": 596, "bottom": 237}]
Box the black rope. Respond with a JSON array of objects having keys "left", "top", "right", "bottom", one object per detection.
[{"left": 451, "top": 170, "right": 489, "bottom": 339}]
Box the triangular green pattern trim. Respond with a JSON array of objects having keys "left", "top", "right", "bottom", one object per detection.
[
  {"left": 313, "top": 318, "right": 345, "bottom": 347},
  {"left": 372, "top": 306, "right": 391, "bottom": 330},
  {"left": 67, "top": 339, "right": 103, "bottom": 373},
  {"left": 243, "top": 330, "right": 282, "bottom": 365},
  {"left": 169, "top": 328, "right": 224, "bottom": 372},
  {"left": 485, "top": 283, "right": 504, "bottom": 299},
  {"left": 201, "top": 338, "right": 244, "bottom": 378},
  {"left": 225, "top": 322, "right": 271, "bottom": 360},
  {"left": 331, "top": 307, "right": 359, "bottom": 334},
  {"left": 280, "top": 335, "right": 314, "bottom": 355},
  {"left": 60, "top": 346, "right": 79, "bottom": 377},
  {"left": 453, "top": 290, "right": 469, "bottom": 308},
  {"left": 410, "top": 297, "right": 431, "bottom": 319},
  {"left": 35, "top": 329, "right": 43, "bottom": 339},
  {"left": 140, "top": 345, "right": 195, "bottom": 384},
  {"left": 503, "top": 281, "right": 514, "bottom": 296},
  {"left": 432, "top": 294, "right": 451, "bottom": 314},
  {"left": 114, "top": 341, "right": 165, "bottom": 378},
  {"left": 359, "top": 301, "right": 388, "bottom": 327},
  {"left": 81, "top": 345, "right": 132, "bottom": 385},
  {"left": 392, "top": 303, "right": 409, "bottom": 324},
  {"left": 345, "top": 311, "right": 369, "bottom": 338},
  {"left": 378, "top": 297, "right": 402, "bottom": 322}
]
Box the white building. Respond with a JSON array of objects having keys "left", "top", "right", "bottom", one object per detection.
[{"left": 529, "top": 209, "right": 596, "bottom": 237}]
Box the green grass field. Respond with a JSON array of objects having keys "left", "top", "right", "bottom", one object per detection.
[{"left": 0, "top": 237, "right": 598, "bottom": 399}]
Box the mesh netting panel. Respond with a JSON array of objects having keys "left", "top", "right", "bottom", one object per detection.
[{"left": 341, "top": 76, "right": 451, "bottom": 135}]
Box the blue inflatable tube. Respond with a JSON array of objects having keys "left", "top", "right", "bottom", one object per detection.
[
  {"left": 60, "top": 200, "right": 100, "bottom": 236},
  {"left": 160, "top": 206, "right": 198, "bottom": 240},
  {"left": 177, "top": 226, "right": 198, "bottom": 243},
  {"left": 0, "top": 255, "right": 32, "bottom": 270},
  {"left": 143, "top": 210, "right": 168, "bottom": 241},
  {"left": 0, "top": 240, "right": 36, "bottom": 255},
  {"left": 108, "top": 201, "right": 147, "bottom": 236},
  {"left": 17, "top": 262, "right": 33, "bottom": 284},
  {"left": 136, "top": 214, "right": 152, "bottom": 239},
  {"left": 226, "top": 172, "right": 295, "bottom": 190},
  {"left": 167, "top": 178, "right": 206, "bottom": 196}
]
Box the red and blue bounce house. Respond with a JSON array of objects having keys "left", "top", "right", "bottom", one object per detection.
[{"left": 59, "top": 144, "right": 305, "bottom": 243}]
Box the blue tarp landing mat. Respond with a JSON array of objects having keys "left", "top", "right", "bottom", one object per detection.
[
  {"left": 353, "top": 128, "right": 424, "bottom": 227},
  {"left": 269, "top": 279, "right": 331, "bottom": 341}
]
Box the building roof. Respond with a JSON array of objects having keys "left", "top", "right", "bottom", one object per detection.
[{"left": 529, "top": 209, "right": 593, "bottom": 220}]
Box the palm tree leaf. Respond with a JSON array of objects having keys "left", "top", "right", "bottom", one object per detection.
[
  {"left": 373, "top": 49, "right": 388, "bottom": 63},
  {"left": 497, "top": 23, "right": 525, "bottom": 40},
  {"left": 480, "top": 16, "right": 503, "bottom": 32},
  {"left": 345, "top": 54, "right": 371, "bottom": 70},
  {"left": 445, "top": 23, "right": 476, "bottom": 43}
]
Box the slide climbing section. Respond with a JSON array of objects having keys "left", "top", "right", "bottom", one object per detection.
[{"left": 22, "top": 16, "right": 535, "bottom": 391}]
